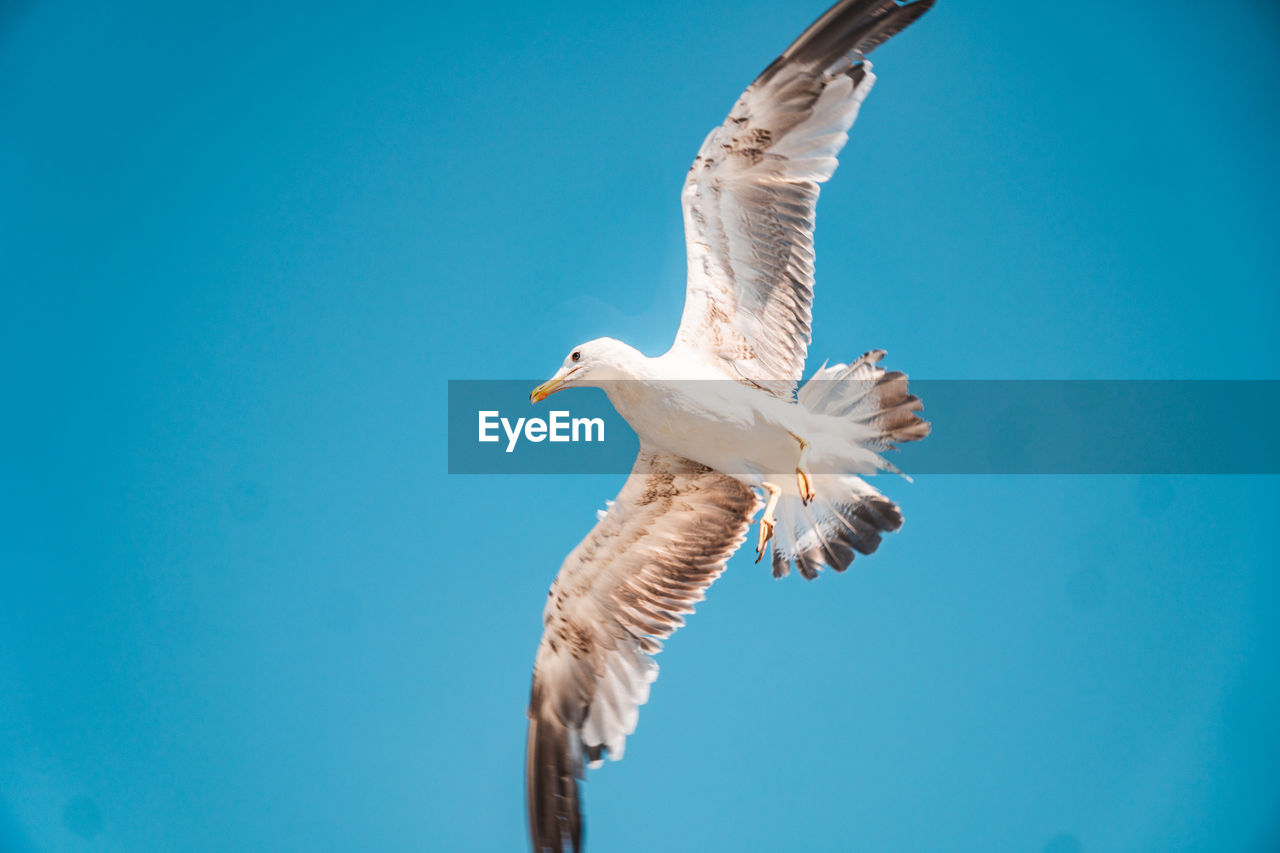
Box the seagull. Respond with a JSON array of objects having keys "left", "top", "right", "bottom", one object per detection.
[{"left": 524, "top": 1, "right": 934, "bottom": 850}]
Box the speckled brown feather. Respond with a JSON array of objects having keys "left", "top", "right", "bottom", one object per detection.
[
  {"left": 525, "top": 449, "right": 758, "bottom": 853},
  {"left": 674, "top": 0, "right": 935, "bottom": 395}
]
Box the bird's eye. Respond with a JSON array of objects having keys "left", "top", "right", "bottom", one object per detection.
[{"left": 571, "top": 351, "right": 582, "bottom": 362}]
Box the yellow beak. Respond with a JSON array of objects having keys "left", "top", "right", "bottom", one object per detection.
[
  {"left": 529, "top": 378, "right": 561, "bottom": 404},
  {"left": 530, "top": 366, "right": 580, "bottom": 404}
]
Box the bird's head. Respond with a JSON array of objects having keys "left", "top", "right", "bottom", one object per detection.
[{"left": 530, "top": 337, "right": 638, "bottom": 403}]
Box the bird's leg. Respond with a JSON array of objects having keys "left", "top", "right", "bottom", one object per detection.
[
  {"left": 790, "top": 432, "right": 816, "bottom": 505},
  {"left": 756, "top": 481, "right": 782, "bottom": 564}
]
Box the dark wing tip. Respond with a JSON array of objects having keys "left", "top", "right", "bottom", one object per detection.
[
  {"left": 853, "top": 0, "right": 936, "bottom": 54},
  {"left": 760, "top": 0, "right": 936, "bottom": 84},
  {"left": 526, "top": 702, "right": 584, "bottom": 853}
]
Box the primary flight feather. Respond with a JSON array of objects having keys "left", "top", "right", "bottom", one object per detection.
[{"left": 524, "top": 2, "right": 935, "bottom": 850}]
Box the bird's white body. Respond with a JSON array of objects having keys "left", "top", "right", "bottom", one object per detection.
[{"left": 600, "top": 349, "right": 883, "bottom": 495}]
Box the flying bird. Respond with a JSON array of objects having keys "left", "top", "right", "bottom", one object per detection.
[{"left": 524, "top": 1, "right": 934, "bottom": 850}]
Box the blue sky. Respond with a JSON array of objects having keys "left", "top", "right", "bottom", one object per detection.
[{"left": 2, "top": 1, "right": 1278, "bottom": 851}]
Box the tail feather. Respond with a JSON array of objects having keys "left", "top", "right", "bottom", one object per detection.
[
  {"left": 799, "top": 349, "right": 929, "bottom": 449},
  {"left": 771, "top": 477, "right": 904, "bottom": 579},
  {"left": 772, "top": 350, "right": 925, "bottom": 579}
]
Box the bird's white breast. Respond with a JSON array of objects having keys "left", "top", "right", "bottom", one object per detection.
[{"left": 604, "top": 378, "right": 813, "bottom": 486}]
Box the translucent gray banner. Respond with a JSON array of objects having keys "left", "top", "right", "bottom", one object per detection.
[{"left": 447, "top": 380, "right": 1279, "bottom": 475}]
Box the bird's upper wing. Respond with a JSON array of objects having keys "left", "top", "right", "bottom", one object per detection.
[
  {"left": 672, "top": 0, "right": 934, "bottom": 396},
  {"left": 525, "top": 447, "right": 759, "bottom": 853}
]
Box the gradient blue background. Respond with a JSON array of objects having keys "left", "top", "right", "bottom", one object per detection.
[{"left": 3, "top": 1, "right": 1278, "bottom": 850}]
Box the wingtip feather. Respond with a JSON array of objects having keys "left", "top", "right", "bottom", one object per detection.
[{"left": 526, "top": 701, "right": 584, "bottom": 853}]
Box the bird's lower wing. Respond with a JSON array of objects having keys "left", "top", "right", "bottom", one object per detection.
[{"left": 525, "top": 447, "right": 759, "bottom": 853}]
